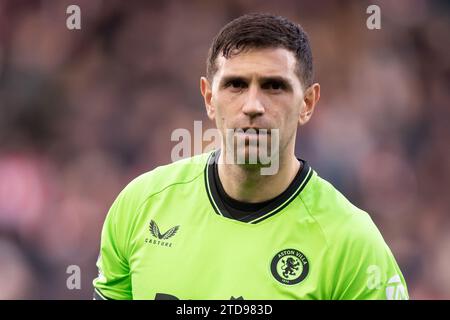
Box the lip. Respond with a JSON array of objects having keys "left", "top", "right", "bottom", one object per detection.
[{"left": 235, "top": 128, "right": 271, "bottom": 134}]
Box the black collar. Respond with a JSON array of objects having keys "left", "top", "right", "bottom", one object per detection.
[{"left": 204, "top": 150, "right": 313, "bottom": 224}]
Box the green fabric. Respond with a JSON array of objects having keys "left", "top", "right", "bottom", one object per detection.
[{"left": 93, "top": 151, "right": 408, "bottom": 300}]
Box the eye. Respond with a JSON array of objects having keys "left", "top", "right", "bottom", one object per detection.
[
  {"left": 225, "top": 79, "right": 248, "bottom": 90},
  {"left": 262, "top": 80, "right": 285, "bottom": 91}
]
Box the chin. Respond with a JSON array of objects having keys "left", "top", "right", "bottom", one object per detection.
[{"left": 236, "top": 145, "right": 269, "bottom": 166}]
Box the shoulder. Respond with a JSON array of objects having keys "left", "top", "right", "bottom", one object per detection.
[
  {"left": 111, "top": 152, "right": 211, "bottom": 217},
  {"left": 126, "top": 152, "right": 209, "bottom": 195},
  {"left": 300, "top": 171, "right": 386, "bottom": 249},
  {"left": 297, "top": 170, "right": 407, "bottom": 299}
]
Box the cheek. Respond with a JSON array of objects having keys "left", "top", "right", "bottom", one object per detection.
[
  {"left": 216, "top": 91, "right": 241, "bottom": 111},
  {"left": 273, "top": 96, "right": 300, "bottom": 124},
  {"left": 273, "top": 101, "right": 301, "bottom": 139},
  {"left": 210, "top": 98, "right": 227, "bottom": 131},
  {"left": 212, "top": 92, "right": 238, "bottom": 120}
]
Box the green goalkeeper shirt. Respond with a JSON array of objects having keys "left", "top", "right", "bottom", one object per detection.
[{"left": 93, "top": 150, "right": 408, "bottom": 300}]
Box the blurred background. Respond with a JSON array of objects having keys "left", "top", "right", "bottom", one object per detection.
[{"left": 0, "top": 0, "right": 449, "bottom": 299}]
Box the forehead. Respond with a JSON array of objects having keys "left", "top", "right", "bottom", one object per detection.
[{"left": 214, "top": 47, "right": 300, "bottom": 82}]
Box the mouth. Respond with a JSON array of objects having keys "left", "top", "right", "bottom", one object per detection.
[{"left": 235, "top": 127, "right": 271, "bottom": 135}]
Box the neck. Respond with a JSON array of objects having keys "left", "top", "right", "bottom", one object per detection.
[{"left": 217, "top": 150, "right": 301, "bottom": 203}]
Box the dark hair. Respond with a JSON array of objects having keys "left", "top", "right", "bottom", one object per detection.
[{"left": 206, "top": 13, "right": 314, "bottom": 88}]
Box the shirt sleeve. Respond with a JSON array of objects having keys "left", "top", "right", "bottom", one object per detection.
[
  {"left": 331, "top": 213, "right": 409, "bottom": 300},
  {"left": 93, "top": 190, "right": 133, "bottom": 300}
]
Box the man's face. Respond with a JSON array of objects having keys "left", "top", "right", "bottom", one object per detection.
[{"left": 201, "top": 47, "right": 315, "bottom": 164}]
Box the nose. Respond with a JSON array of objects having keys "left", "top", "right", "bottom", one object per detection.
[{"left": 242, "top": 85, "right": 265, "bottom": 118}]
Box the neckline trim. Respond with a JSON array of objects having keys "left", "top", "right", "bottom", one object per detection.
[{"left": 204, "top": 150, "right": 313, "bottom": 224}]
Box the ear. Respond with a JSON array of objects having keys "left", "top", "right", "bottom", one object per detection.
[
  {"left": 200, "top": 77, "right": 215, "bottom": 120},
  {"left": 299, "top": 83, "right": 320, "bottom": 126}
]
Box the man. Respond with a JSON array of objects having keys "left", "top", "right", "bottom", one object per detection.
[{"left": 93, "top": 13, "right": 408, "bottom": 300}]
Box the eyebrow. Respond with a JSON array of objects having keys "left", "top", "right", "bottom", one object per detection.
[{"left": 219, "top": 75, "right": 294, "bottom": 89}]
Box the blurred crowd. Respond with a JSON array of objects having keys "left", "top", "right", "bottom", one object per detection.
[{"left": 0, "top": 0, "right": 449, "bottom": 299}]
